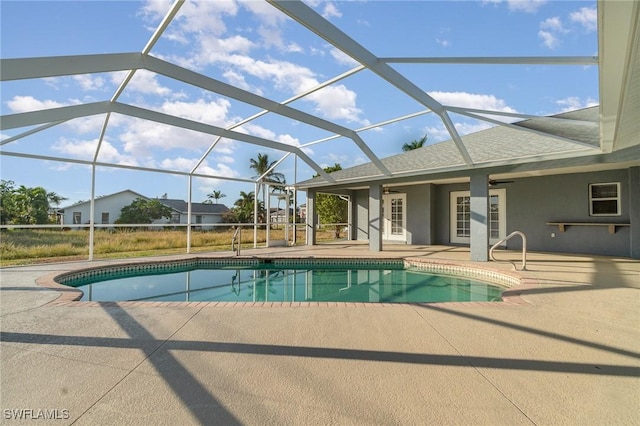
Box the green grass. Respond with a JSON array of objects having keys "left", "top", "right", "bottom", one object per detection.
[{"left": 0, "top": 227, "right": 341, "bottom": 266}]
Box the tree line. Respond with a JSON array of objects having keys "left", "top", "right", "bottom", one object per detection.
[{"left": 0, "top": 180, "right": 67, "bottom": 225}]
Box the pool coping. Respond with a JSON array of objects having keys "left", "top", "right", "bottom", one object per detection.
[{"left": 36, "top": 256, "right": 539, "bottom": 308}]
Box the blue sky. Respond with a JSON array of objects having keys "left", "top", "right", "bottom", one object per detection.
[{"left": 1, "top": 0, "right": 598, "bottom": 208}]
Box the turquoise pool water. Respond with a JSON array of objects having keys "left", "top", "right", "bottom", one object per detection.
[{"left": 63, "top": 260, "right": 504, "bottom": 304}]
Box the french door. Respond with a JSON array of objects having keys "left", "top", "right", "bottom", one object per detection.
[
  {"left": 450, "top": 189, "right": 506, "bottom": 245},
  {"left": 382, "top": 193, "right": 406, "bottom": 242}
]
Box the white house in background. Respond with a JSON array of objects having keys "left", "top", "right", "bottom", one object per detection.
[{"left": 59, "top": 190, "right": 229, "bottom": 229}]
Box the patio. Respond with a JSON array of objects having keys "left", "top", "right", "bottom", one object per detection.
[{"left": 1, "top": 244, "right": 638, "bottom": 424}]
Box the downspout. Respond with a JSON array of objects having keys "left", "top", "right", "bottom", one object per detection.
[
  {"left": 187, "top": 175, "right": 192, "bottom": 253},
  {"left": 253, "top": 181, "right": 258, "bottom": 248},
  {"left": 89, "top": 164, "right": 96, "bottom": 261}
]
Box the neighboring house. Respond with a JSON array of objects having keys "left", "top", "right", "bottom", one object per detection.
[
  {"left": 298, "top": 204, "right": 306, "bottom": 220},
  {"left": 158, "top": 199, "right": 229, "bottom": 229},
  {"left": 297, "top": 107, "right": 640, "bottom": 259},
  {"left": 60, "top": 190, "right": 147, "bottom": 228},
  {"left": 269, "top": 208, "right": 294, "bottom": 224},
  {"left": 59, "top": 190, "right": 229, "bottom": 230}
]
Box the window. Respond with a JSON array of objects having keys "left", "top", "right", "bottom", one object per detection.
[
  {"left": 171, "top": 213, "right": 180, "bottom": 224},
  {"left": 101, "top": 212, "right": 109, "bottom": 224},
  {"left": 589, "top": 182, "right": 620, "bottom": 216},
  {"left": 195, "top": 215, "right": 203, "bottom": 224},
  {"left": 73, "top": 212, "right": 81, "bottom": 224}
]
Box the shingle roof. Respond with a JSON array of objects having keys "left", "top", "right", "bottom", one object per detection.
[
  {"left": 158, "top": 199, "right": 229, "bottom": 214},
  {"left": 299, "top": 107, "right": 600, "bottom": 187}
]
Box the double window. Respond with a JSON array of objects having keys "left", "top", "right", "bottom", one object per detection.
[{"left": 589, "top": 182, "right": 620, "bottom": 216}]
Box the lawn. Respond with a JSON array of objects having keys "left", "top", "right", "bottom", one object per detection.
[{"left": 0, "top": 226, "right": 343, "bottom": 266}]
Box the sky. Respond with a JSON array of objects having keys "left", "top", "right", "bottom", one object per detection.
[{"left": 0, "top": 0, "right": 599, "bottom": 208}]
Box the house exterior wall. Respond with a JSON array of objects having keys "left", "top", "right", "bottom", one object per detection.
[
  {"left": 154, "top": 213, "right": 224, "bottom": 229},
  {"left": 433, "top": 169, "right": 635, "bottom": 257},
  {"left": 500, "top": 169, "right": 632, "bottom": 257},
  {"left": 62, "top": 191, "right": 142, "bottom": 228},
  {"left": 355, "top": 189, "right": 369, "bottom": 240},
  {"left": 350, "top": 168, "right": 637, "bottom": 257}
]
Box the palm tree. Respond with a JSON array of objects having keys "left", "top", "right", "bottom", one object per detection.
[
  {"left": 249, "top": 153, "right": 285, "bottom": 219},
  {"left": 234, "top": 191, "right": 264, "bottom": 223},
  {"left": 46, "top": 191, "right": 68, "bottom": 208},
  {"left": 402, "top": 134, "right": 428, "bottom": 152},
  {"left": 206, "top": 190, "right": 226, "bottom": 204}
]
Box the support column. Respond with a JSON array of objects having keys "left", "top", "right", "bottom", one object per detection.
[
  {"left": 470, "top": 173, "right": 489, "bottom": 262},
  {"left": 369, "top": 184, "right": 382, "bottom": 252},
  {"left": 630, "top": 167, "right": 640, "bottom": 259},
  {"left": 306, "top": 189, "right": 316, "bottom": 246}
]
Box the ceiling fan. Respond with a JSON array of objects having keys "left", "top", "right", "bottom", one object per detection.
[
  {"left": 382, "top": 187, "right": 401, "bottom": 194},
  {"left": 488, "top": 178, "right": 515, "bottom": 186}
]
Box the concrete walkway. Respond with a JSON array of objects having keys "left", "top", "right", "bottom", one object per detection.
[{"left": 1, "top": 244, "right": 639, "bottom": 425}]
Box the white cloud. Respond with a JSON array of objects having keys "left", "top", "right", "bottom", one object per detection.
[
  {"left": 222, "top": 69, "right": 259, "bottom": 94},
  {"left": 194, "top": 161, "right": 239, "bottom": 179},
  {"left": 540, "top": 16, "right": 566, "bottom": 32},
  {"left": 115, "top": 70, "right": 174, "bottom": 97},
  {"left": 538, "top": 30, "right": 560, "bottom": 49},
  {"left": 427, "top": 91, "right": 517, "bottom": 113},
  {"left": 538, "top": 16, "right": 568, "bottom": 49},
  {"left": 72, "top": 74, "right": 107, "bottom": 91},
  {"left": 330, "top": 48, "right": 359, "bottom": 67},
  {"left": 118, "top": 118, "right": 225, "bottom": 157},
  {"left": 454, "top": 121, "right": 493, "bottom": 135},
  {"left": 436, "top": 38, "right": 451, "bottom": 47},
  {"left": 555, "top": 96, "right": 598, "bottom": 112},
  {"left": 52, "top": 137, "right": 139, "bottom": 166},
  {"left": 142, "top": 0, "right": 367, "bottom": 125},
  {"left": 215, "top": 155, "right": 236, "bottom": 164},
  {"left": 482, "top": 0, "right": 547, "bottom": 13},
  {"left": 6, "top": 95, "right": 66, "bottom": 113},
  {"left": 322, "top": 3, "right": 342, "bottom": 19},
  {"left": 160, "top": 98, "right": 234, "bottom": 127},
  {"left": 307, "top": 85, "right": 367, "bottom": 124},
  {"left": 506, "top": 0, "right": 547, "bottom": 13},
  {"left": 570, "top": 7, "right": 597, "bottom": 32},
  {"left": 159, "top": 156, "right": 198, "bottom": 171}
]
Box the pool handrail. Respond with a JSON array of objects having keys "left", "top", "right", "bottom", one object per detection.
[
  {"left": 489, "top": 230, "right": 527, "bottom": 271},
  {"left": 231, "top": 226, "right": 241, "bottom": 256}
]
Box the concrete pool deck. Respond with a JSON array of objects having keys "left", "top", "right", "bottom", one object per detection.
[{"left": 1, "top": 243, "right": 638, "bottom": 425}]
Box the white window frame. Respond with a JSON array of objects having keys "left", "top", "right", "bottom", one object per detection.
[
  {"left": 73, "top": 212, "right": 81, "bottom": 225},
  {"left": 101, "top": 212, "right": 109, "bottom": 224},
  {"left": 589, "top": 182, "right": 621, "bottom": 216},
  {"left": 450, "top": 188, "right": 506, "bottom": 245}
]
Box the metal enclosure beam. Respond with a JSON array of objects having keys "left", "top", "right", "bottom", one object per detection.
[{"left": 268, "top": 0, "right": 474, "bottom": 166}]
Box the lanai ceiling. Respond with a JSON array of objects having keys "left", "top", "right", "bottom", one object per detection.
[{"left": 1, "top": 0, "right": 638, "bottom": 199}]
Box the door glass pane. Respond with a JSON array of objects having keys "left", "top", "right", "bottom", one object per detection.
[
  {"left": 391, "top": 198, "right": 402, "bottom": 235},
  {"left": 456, "top": 196, "right": 470, "bottom": 238},
  {"left": 490, "top": 195, "right": 499, "bottom": 239}
]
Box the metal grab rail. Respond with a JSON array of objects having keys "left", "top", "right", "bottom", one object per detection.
[
  {"left": 231, "top": 226, "right": 241, "bottom": 256},
  {"left": 489, "top": 231, "right": 527, "bottom": 271}
]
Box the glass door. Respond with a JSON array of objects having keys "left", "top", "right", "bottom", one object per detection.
[
  {"left": 383, "top": 193, "right": 406, "bottom": 242},
  {"left": 450, "top": 189, "right": 506, "bottom": 245}
]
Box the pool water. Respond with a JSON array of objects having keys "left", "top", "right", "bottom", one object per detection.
[{"left": 68, "top": 264, "right": 504, "bottom": 303}]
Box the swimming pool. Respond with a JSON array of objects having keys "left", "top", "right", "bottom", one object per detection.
[{"left": 57, "top": 258, "right": 506, "bottom": 304}]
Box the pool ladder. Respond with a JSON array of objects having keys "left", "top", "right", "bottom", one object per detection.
[
  {"left": 489, "top": 231, "right": 527, "bottom": 271},
  {"left": 231, "top": 227, "right": 241, "bottom": 256}
]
